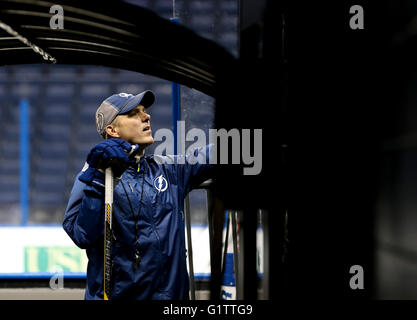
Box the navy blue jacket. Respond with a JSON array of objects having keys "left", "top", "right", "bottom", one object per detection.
[{"left": 63, "top": 145, "right": 215, "bottom": 300}]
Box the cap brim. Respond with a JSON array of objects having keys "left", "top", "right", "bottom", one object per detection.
[{"left": 119, "top": 90, "right": 155, "bottom": 114}]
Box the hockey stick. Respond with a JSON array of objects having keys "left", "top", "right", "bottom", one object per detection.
[
  {"left": 103, "top": 167, "right": 114, "bottom": 300},
  {"left": 103, "top": 144, "right": 138, "bottom": 300}
]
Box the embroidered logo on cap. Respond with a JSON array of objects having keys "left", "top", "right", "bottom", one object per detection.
[
  {"left": 96, "top": 112, "right": 105, "bottom": 133},
  {"left": 118, "top": 93, "right": 133, "bottom": 98}
]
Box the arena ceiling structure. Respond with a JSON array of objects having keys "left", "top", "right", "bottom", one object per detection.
[{"left": 0, "top": 0, "right": 237, "bottom": 97}]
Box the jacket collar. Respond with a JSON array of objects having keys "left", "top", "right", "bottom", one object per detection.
[{"left": 126, "top": 154, "right": 156, "bottom": 174}]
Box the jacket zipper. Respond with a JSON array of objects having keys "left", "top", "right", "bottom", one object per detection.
[
  {"left": 150, "top": 192, "right": 162, "bottom": 252},
  {"left": 133, "top": 166, "right": 162, "bottom": 252}
]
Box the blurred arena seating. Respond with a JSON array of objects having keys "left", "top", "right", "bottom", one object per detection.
[
  {"left": 0, "top": 0, "right": 237, "bottom": 225},
  {"left": 0, "top": 65, "right": 174, "bottom": 223}
]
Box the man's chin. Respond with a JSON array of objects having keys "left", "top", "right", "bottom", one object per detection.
[{"left": 138, "top": 138, "right": 154, "bottom": 147}]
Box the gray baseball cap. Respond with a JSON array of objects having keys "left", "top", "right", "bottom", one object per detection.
[{"left": 95, "top": 90, "right": 155, "bottom": 138}]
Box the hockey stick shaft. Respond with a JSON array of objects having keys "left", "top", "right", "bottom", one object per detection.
[{"left": 104, "top": 167, "right": 114, "bottom": 300}]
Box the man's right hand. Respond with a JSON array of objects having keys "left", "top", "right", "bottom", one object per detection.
[{"left": 79, "top": 138, "right": 139, "bottom": 187}]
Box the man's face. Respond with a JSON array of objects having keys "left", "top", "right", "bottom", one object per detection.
[{"left": 111, "top": 105, "right": 154, "bottom": 146}]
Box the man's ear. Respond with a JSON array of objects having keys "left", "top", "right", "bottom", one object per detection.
[{"left": 105, "top": 125, "right": 120, "bottom": 138}]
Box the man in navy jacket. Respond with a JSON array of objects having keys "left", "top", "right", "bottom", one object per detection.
[{"left": 63, "top": 91, "right": 215, "bottom": 300}]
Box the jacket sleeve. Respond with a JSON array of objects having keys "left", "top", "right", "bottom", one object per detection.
[
  {"left": 62, "top": 172, "right": 105, "bottom": 249},
  {"left": 177, "top": 144, "right": 217, "bottom": 196}
]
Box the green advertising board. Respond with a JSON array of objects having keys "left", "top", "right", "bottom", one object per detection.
[{"left": 24, "top": 246, "right": 87, "bottom": 273}]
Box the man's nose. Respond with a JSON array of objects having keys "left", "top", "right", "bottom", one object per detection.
[{"left": 141, "top": 112, "right": 150, "bottom": 122}]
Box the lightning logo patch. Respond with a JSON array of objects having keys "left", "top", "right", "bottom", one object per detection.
[{"left": 153, "top": 174, "right": 168, "bottom": 192}]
